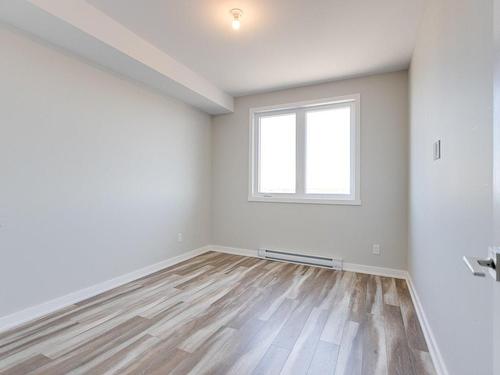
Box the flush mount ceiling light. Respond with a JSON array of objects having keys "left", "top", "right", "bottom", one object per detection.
[{"left": 230, "top": 8, "right": 243, "bottom": 30}]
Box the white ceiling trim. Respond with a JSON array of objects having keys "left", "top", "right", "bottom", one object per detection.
[{"left": 0, "top": 0, "right": 233, "bottom": 114}]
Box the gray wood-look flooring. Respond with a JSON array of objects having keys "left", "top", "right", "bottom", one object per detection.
[{"left": 0, "top": 252, "right": 436, "bottom": 375}]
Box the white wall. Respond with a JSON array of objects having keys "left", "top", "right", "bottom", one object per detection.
[
  {"left": 212, "top": 71, "right": 409, "bottom": 270},
  {"left": 0, "top": 24, "right": 212, "bottom": 317},
  {"left": 409, "top": 0, "right": 493, "bottom": 374}
]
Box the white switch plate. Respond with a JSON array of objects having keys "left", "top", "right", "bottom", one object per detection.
[
  {"left": 372, "top": 244, "right": 381, "bottom": 255},
  {"left": 177, "top": 233, "right": 183, "bottom": 243}
]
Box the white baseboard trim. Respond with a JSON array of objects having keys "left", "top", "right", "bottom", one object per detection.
[
  {"left": 0, "top": 245, "right": 211, "bottom": 333},
  {"left": 208, "top": 245, "right": 407, "bottom": 279},
  {"left": 207, "top": 245, "right": 259, "bottom": 258},
  {"left": 406, "top": 275, "right": 449, "bottom": 375},
  {"left": 343, "top": 262, "right": 407, "bottom": 279}
]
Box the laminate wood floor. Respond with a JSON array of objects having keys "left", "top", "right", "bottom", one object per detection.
[{"left": 0, "top": 252, "right": 436, "bottom": 375}]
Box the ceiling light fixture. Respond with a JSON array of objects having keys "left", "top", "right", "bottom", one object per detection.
[{"left": 230, "top": 8, "right": 243, "bottom": 30}]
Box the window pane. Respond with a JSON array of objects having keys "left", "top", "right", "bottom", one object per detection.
[
  {"left": 258, "top": 114, "right": 296, "bottom": 193},
  {"left": 306, "top": 106, "right": 351, "bottom": 194}
]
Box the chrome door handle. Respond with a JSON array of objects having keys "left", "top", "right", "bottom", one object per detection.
[
  {"left": 463, "top": 256, "right": 493, "bottom": 277},
  {"left": 463, "top": 248, "right": 500, "bottom": 281}
]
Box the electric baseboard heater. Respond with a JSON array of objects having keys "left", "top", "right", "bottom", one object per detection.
[{"left": 258, "top": 249, "right": 343, "bottom": 270}]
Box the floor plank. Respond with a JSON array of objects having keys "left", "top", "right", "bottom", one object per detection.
[
  {"left": 361, "top": 314, "right": 387, "bottom": 375},
  {"left": 384, "top": 304, "right": 415, "bottom": 375},
  {"left": 395, "top": 279, "right": 428, "bottom": 352},
  {"left": 279, "top": 308, "right": 328, "bottom": 375},
  {"left": 306, "top": 340, "right": 340, "bottom": 375},
  {"left": 252, "top": 345, "right": 290, "bottom": 375},
  {"left": 334, "top": 320, "right": 362, "bottom": 375},
  {"left": 381, "top": 277, "right": 399, "bottom": 307}
]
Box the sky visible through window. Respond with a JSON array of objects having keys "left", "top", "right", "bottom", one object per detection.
[
  {"left": 259, "top": 113, "right": 296, "bottom": 193},
  {"left": 306, "top": 107, "right": 351, "bottom": 194}
]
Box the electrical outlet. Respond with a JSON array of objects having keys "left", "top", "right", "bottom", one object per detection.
[
  {"left": 177, "top": 233, "right": 183, "bottom": 243},
  {"left": 372, "top": 244, "right": 381, "bottom": 255}
]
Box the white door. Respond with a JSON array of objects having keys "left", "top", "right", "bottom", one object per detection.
[
  {"left": 493, "top": 1, "right": 499, "bottom": 372},
  {"left": 463, "top": 1, "right": 500, "bottom": 372}
]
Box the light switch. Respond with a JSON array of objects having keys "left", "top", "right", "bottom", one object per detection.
[{"left": 433, "top": 140, "right": 441, "bottom": 160}]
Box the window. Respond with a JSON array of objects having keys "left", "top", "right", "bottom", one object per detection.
[{"left": 249, "top": 95, "right": 360, "bottom": 205}]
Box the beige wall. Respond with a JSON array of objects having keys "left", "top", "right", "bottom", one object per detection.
[
  {"left": 212, "top": 71, "right": 409, "bottom": 270},
  {"left": 0, "top": 25, "right": 212, "bottom": 317},
  {"left": 409, "top": 0, "right": 493, "bottom": 374}
]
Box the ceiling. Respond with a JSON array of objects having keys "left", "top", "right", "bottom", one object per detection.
[
  {"left": 0, "top": 0, "right": 233, "bottom": 114},
  {"left": 88, "top": 0, "right": 425, "bottom": 96}
]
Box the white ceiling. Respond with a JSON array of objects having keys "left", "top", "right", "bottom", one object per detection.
[{"left": 88, "top": 0, "right": 425, "bottom": 96}]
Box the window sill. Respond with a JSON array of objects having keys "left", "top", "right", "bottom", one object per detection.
[{"left": 248, "top": 196, "right": 361, "bottom": 206}]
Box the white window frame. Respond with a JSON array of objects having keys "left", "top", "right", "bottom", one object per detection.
[{"left": 248, "top": 94, "right": 361, "bottom": 205}]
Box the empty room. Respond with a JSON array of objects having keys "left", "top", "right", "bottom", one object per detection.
[{"left": 0, "top": 0, "right": 498, "bottom": 374}]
